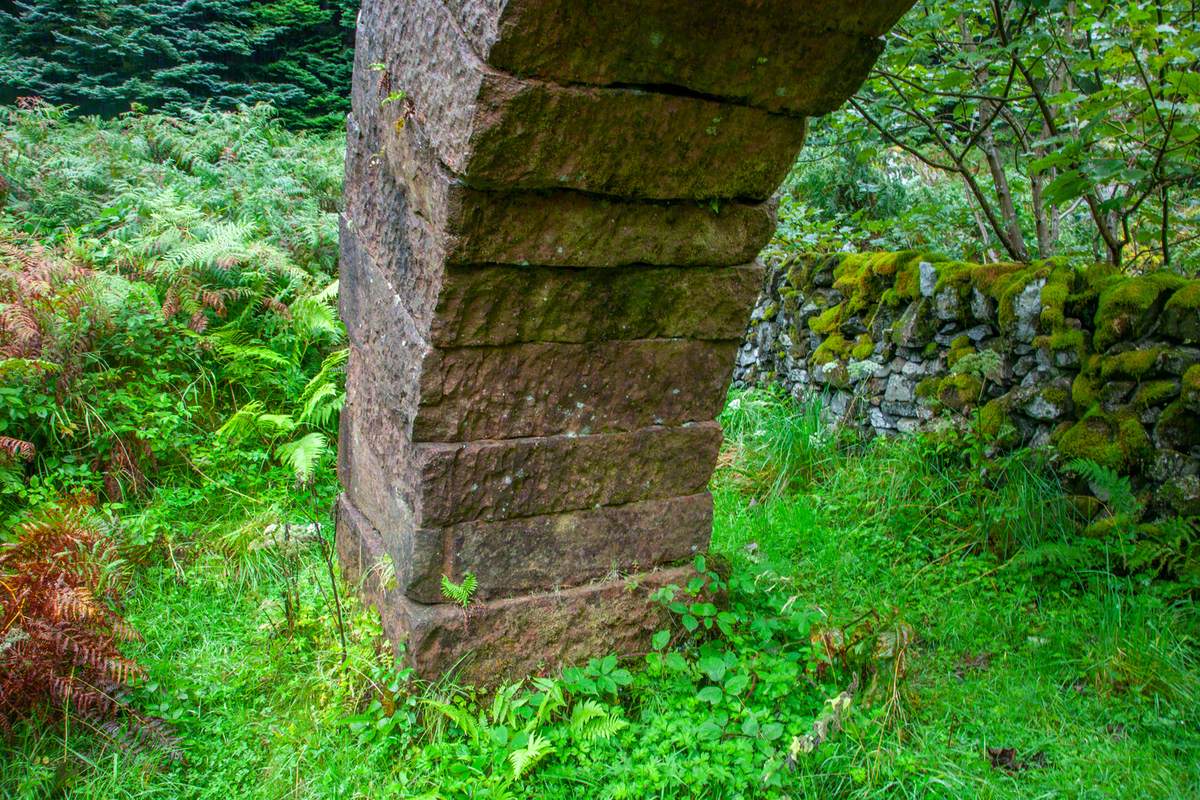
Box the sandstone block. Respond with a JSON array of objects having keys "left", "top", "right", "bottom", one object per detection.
[
  {"left": 356, "top": 0, "right": 808, "bottom": 200},
  {"left": 441, "top": 0, "right": 911, "bottom": 114},
  {"left": 443, "top": 190, "right": 774, "bottom": 268},
  {"left": 414, "top": 340, "right": 739, "bottom": 441},
  {"left": 418, "top": 423, "right": 723, "bottom": 526},
  {"left": 337, "top": 505, "right": 701, "bottom": 683},
  {"left": 340, "top": 491, "right": 712, "bottom": 603},
  {"left": 432, "top": 264, "right": 764, "bottom": 346}
]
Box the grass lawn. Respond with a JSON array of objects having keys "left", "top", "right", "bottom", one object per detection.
[{"left": 2, "top": 391, "right": 1198, "bottom": 799}]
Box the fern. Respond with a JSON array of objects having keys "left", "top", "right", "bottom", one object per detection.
[
  {"left": 1066, "top": 458, "right": 1139, "bottom": 516},
  {"left": 569, "top": 699, "right": 627, "bottom": 742},
  {"left": 422, "top": 699, "right": 484, "bottom": 747},
  {"left": 509, "top": 731, "right": 554, "bottom": 780},
  {"left": 441, "top": 573, "right": 478, "bottom": 609},
  {"left": 297, "top": 348, "right": 347, "bottom": 430},
  {"left": 275, "top": 432, "right": 329, "bottom": 486}
]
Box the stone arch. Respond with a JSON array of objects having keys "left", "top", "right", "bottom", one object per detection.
[{"left": 337, "top": 0, "right": 915, "bottom": 681}]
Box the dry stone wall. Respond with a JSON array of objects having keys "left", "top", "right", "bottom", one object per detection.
[
  {"left": 337, "top": 0, "right": 915, "bottom": 681},
  {"left": 735, "top": 252, "right": 1200, "bottom": 517}
]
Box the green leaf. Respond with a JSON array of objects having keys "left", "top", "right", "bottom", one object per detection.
[
  {"left": 696, "top": 686, "right": 724, "bottom": 705},
  {"left": 698, "top": 656, "right": 727, "bottom": 682}
]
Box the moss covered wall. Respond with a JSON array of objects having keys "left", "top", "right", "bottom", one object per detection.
[{"left": 735, "top": 252, "right": 1200, "bottom": 517}]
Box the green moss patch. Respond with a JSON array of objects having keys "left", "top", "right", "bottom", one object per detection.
[
  {"left": 1130, "top": 379, "right": 1180, "bottom": 410},
  {"left": 1155, "top": 401, "right": 1200, "bottom": 451},
  {"left": 1183, "top": 364, "right": 1200, "bottom": 407},
  {"left": 812, "top": 333, "right": 850, "bottom": 366},
  {"left": 1098, "top": 347, "right": 1165, "bottom": 381},
  {"left": 850, "top": 334, "right": 875, "bottom": 361},
  {"left": 1093, "top": 272, "right": 1187, "bottom": 351},
  {"left": 1055, "top": 408, "right": 1151, "bottom": 472},
  {"left": 917, "top": 373, "right": 984, "bottom": 411},
  {"left": 808, "top": 303, "right": 845, "bottom": 335},
  {"left": 1161, "top": 282, "right": 1200, "bottom": 342}
]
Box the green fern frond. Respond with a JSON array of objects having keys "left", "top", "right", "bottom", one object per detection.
[
  {"left": 440, "top": 573, "right": 477, "bottom": 609},
  {"left": 421, "top": 699, "right": 484, "bottom": 747},
  {"left": 509, "top": 732, "right": 554, "bottom": 780},
  {"left": 290, "top": 293, "right": 344, "bottom": 342},
  {"left": 569, "top": 699, "right": 627, "bottom": 742},
  {"left": 1065, "top": 458, "right": 1140, "bottom": 516},
  {"left": 275, "top": 432, "right": 327, "bottom": 485},
  {"left": 216, "top": 400, "right": 266, "bottom": 442}
]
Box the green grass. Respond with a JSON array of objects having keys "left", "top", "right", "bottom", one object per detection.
[{"left": 4, "top": 397, "right": 1199, "bottom": 799}]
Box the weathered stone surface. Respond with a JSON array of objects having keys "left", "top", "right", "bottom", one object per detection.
[
  {"left": 419, "top": 423, "right": 723, "bottom": 526},
  {"left": 341, "top": 491, "right": 712, "bottom": 603},
  {"left": 414, "top": 340, "right": 738, "bottom": 441},
  {"left": 338, "top": 506, "right": 699, "bottom": 682},
  {"left": 443, "top": 190, "right": 774, "bottom": 268},
  {"left": 432, "top": 264, "right": 764, "bottom": 346},
  {"left": 441, "top": 1, "right": 913, "bottom": 115},
  {"left": 341, "top": 396, "right": 723, "bottom": 530},
  {"left": 341, "top": 0, "right": 912, "bottom": 682},
  {"left": 357, "top": 0, "right": 809, "bottom": 200}
]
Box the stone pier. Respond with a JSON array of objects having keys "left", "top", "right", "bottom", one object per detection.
[{"left": 337, "top": 0, "right": 914, "bottom": 681}]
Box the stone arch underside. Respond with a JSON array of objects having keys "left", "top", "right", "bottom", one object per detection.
[{"left": 337, "top": 0, "right": 915, "bottom": 682}]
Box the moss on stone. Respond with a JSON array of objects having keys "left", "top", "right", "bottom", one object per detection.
[
  {"left": 1098, "top": 347, "right": 1164, "bottom": 381},
  {"left": 891, "top": 251, "right": 942, "bottom": 301},
  {"left": 978, "top": 397, "right": 1010, "bottom": 438},
  {"left": 1130, "top": 379, "right": 1180, "bottom": 410},
  {"left": 1164, "top": 282, "right": 1200, "bottom": 315},
  {"left": 1038, "top": 261, "right": 1076, "bottom": 330},
  {"left": 1055, "top": 407, "right": 1151, "bottom": 472},
  {"left": 1051, "top": 328, "right": 1089, "bottom": 352},
  {"left": 946, "top": 336, "right": 975, "bottom": 369},
  {"left": 808, "top": 303, "right": 844, "bottom": 335},
  {"left": 1093, "top": 272, "right": 1187, "bottom": 351},
  {"left": 1155, "top": 401, "right": 1200, "bottom": 451},
  {"left": 850, "top": 334, "right": 875, "bottom": 361},
  {"left": 760, "top": 302, "right": 778, "bottom": 322},
  {"left": 1183, "top": 364, "right": 1200, "bottom": 407},
  {"left": 812, "top": 333, "right": 849, "bottom": 365},
  {"left": 1082, "top": 516, "right": 1123, "bottom": 540},
  {"left": 917, "top": 373, "right": 984, "bottom": 411},
  {"left": 1038, "top": 383, "right": 1073, "bottom": 412},
  {"left": 1161, "top": 282, "right": 1200, "bottom": 342}
]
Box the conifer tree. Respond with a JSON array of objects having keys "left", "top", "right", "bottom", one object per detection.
[{"left": 0, "top": 0, "right": 356, "bottom": 129}]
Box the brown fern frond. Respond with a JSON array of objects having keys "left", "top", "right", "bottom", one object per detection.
[
  {"left": 1, "top": 509, "right": 157, "bottom": 750},
  {"left": 261, "top": 296, "right": 291, "bottom": 318},
  {"left": 0, "top": 303, "right": 42, "bottom": 357},
  {"left": 0, "top": 437, "right": 35, "bottom": 461}
]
